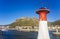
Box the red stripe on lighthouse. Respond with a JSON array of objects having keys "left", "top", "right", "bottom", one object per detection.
[{"left": 39, "top": 12, "right": 47, "bottom": 21}]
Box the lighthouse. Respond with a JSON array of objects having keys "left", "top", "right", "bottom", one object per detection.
[{"left": 36, "top": 7, "right": 50, "bottom": 39}]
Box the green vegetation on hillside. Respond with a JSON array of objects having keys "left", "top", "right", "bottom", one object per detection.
[{"left": 9, "top": 17, "right": 39, "bottom": 28}]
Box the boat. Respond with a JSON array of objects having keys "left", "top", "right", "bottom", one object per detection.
[
  {"left": 52, "top": 29, "right": 60, "bottom": 36},
  {"left": 1, "top": 28, "right": 8, "bottom": 31}
]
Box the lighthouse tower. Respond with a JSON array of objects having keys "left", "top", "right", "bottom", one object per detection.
[{"left": 36, "top": 7, "right": 50, "bottom": 39}]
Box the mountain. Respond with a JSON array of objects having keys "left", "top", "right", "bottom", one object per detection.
[{"left": 9, "top": 17, "right": 39, "bottom": 28}]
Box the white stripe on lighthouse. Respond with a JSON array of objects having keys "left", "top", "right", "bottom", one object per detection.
[{"left": 37, "top": 21, "right": 50, "bottom": 39}]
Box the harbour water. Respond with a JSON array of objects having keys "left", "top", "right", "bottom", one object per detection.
[{"left": 0, "top": 30, "right": 60, "bottom": 39}]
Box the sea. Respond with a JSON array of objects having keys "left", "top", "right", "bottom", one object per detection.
[{"left": 0, "top": 30, "right": 60, "bottom": 39}]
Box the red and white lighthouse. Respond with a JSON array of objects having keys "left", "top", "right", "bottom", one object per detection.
[{"left": 36, "top": 7, "right": 50, "bottom": 39}]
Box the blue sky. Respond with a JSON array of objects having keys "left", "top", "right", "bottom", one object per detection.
[{"left": 0, "top": 0, "right": 60, "bottom": 25}]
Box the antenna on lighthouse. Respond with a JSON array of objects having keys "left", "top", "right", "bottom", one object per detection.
[
  {"left": 41, "top": 2, "right": 45, "bottom": 7},
  {"left": 40, "top": 2, "right": 50, "bottom": 9},
  {"left": 34, "top": 1, "right": 50, "bottom": 10}
]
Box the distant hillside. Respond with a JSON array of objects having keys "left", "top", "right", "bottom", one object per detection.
[
  {"left": 9, "top": 17, "right": 60, "bottom": 28},
  {"left": 52, "top": 20, "right": 60, "bottom": 26}
]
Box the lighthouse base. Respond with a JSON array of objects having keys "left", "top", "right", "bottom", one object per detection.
[{"left": 37, "top": 21, "right": 50, "bottom": 39}]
